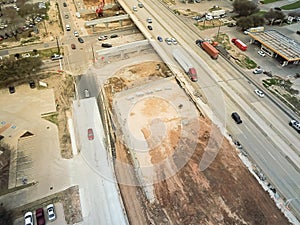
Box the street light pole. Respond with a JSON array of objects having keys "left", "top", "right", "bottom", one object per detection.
[{"left": 56, "top": 36, "right": 60, "bottom": 54}]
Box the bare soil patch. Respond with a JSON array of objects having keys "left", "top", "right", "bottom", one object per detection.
[{"left": 105, "top": 62, "right": 289, "bottom": 225}]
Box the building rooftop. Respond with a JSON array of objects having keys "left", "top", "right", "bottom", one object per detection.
[{"left": 249, "top": 30, "right": 300, "bottom": 62}]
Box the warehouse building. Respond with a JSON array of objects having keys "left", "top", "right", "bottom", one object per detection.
[{"left": 248, "top": 30, "right": 300, "bottom": 66}]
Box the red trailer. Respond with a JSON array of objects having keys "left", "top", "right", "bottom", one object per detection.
[{"left": 231, "top": 38, "right": 247, "bottom": 51}]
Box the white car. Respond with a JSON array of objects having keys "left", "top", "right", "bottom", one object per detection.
[
  {"left": 132, "top": 6, "right": 137, "bottom": 11},
  {"left": 255, "top": 89, "right": 264, "bottom": 98},
  {"left": 147, "top": 18, "right": 152, "bottom": 23},
  {"left": 98, "top": 35, "right": 108, "bottom": 41},
  {"left": 74, "top": 30, "right": 79, "bottom": 37},
  {"left": 171, "top": 37, "right": 177, "bottom": 45},
  {"left": 165, "top": 38, "right": 172, "bottom": 45},
  {"left": 51, "top": 54, "right": 63, "bottom": 60},
  {"left": 258, "top": 50, "right": 266, "bottom": 57},
  {"left": 47, "top": 204, "right": 56, "bottom": 221},
  {"left": 24, "top": 212, "right": 33, "bottom": 225}
]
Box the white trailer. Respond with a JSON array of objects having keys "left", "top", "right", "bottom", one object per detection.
[
  {"left": 172, "top": 49, "right": 198, "bottom": 82},
  {"left": 211, "top": 9, "right": 226, "bottom": 18}
]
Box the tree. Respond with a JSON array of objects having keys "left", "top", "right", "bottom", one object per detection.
[
  {"left": 233, "top": 0, "right": 259, "bottom": 17},
  {"left": 0, "top": 206, "right": 13, "bottom": 225},
  {"left": 18, "top": 3, "right": 47, "bottom": 25},
  {"left": 264, "top": 9, "right": 285, "bottom": 25},
  {"left": 237, "top": 15, "right": 265, "bottom": 30}
]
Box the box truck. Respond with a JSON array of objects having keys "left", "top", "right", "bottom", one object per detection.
[{"left": 231, "top": 38, "right": 247, "bottom": 51}]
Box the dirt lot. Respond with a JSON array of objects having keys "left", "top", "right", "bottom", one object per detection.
[{"left": 105, "top": 62, "right": 290, "bottom": 225}]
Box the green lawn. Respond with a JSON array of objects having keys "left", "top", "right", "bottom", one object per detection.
[{"left": 281, "top": 0, "right": 300, "bottom": 10}]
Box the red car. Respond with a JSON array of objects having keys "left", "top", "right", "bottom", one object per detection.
[
  {"left": 36, "top": 208, "right": 45, "bottom": 225},
  {"left": 71, "top": 43, "right": 76, "bottom": 49},
  {"left": 88, "top": 128, "right": 94, "bottom": 140}
]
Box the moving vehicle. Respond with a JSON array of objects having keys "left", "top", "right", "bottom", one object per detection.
[
  {"left": 110, "top": 34, "right": 118, "bottom": 38},
  {"left": 196, "top": 39, "right": 219, "bottom": 59},
  {"left": 258, "top": 50, "right": 266, "bottom": 57},
  {"left": 165, "top": 38, "right": 172, "bottom": 45},
  {"left": 231, "top": 38, "right": 247, "bottom": 51},
  {"left": 36, "top": 208, "right": 45, "bottom": 225},
  {"left": 254, "top": 89, "right": 264, "bottom": 98},
  {"left": 231, "top": 112, "right": 242, "bottom": 124},
  {"left": 24, "top": 212, "right": 34, "bottom": 225},
  {"left": 66, "top": 24, "right": 70, "bottom": 31},
  {"left": 78, "top": 37, "right": 84, "bottom": 43},
  {"left": 172, "top": 49, "right": 198, "bottom": 82},
  {"left": 84, "top": 89, "right": 90, "bottom": 98},
  {"left": 47, "top": 204, "right": 56, "bottom": 221},
  {"left": 138, "top": 2, "right": 143, "bottom": 8},
  {"left": 171, "top": 38, "right": 177, "bottom": 45},
  {"left": 289, "top": 120, "right": 300, "bottom": 133},
  {"left": 88, "top": 128, "right": 94, "bottom": 140},
  {"left": 253, "top": 68, "right": 263, "bottom": 74}
]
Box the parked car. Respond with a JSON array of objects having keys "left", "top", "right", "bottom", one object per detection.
[
  {"left": 254, "top": 89, "right": 264, "bottom": 98},
  {"left": 36, "top": 208, "right": 45, "bottom": 225},
  {"left": 8, "top": 86, "right": 15, "bottom": 94},
  {"left": 78, "top": 37, "right": 84, "bottom": 43},
  {"left": 88, "top": 128, "right": 94, "bottom": 140},
  {"left": 258, "top": 50, "right": 266, "bottom": 57},
  {"left": 65, "top": 14, "right": 69, "bottom": 19},
  {"left": 101, "top": 43, "right": 112, "bottom": 48},
  {"left": 147, "top": 25, "right": 153, "bottom": 30},
  {"left": 98, "top": 35, "right": 108, "bottom": 41},
  {"left": 71, "top": 43, "right": 76, "bottom": 49},
  {"left": 253, "top": 68, "right": 263, "bottom": 74},
  {"left": 47, "top": 204, "right": 56, "bottom": 221},
  {"left": 51, "top": 54, "right": 63, "bottom": 60},
  {"left": 63, "top": 2, "right": 67, "bottom": 7},
  {"left": 289, "top": 120, "right": 300, "bottom": 133},
  {"left": 231, "top": 112, "right": 242, "bottom": 124},
  {"left": 24, "top": 212, "right": 34, "bottom": 225},
  {"left": 297, "top": 31, "right": 300, "bottom": 35},
  {"left": 132, "top": 6, "right": 137, "bottom": 11},
  {"left": 74, "top": 30, "right": 79, "bottom": 37},
  {"left": 157, "top": 36, "right": 163, "bottom": 42},
  {"left": 147, "top": 18, "right": 152, "bottom": 23},
  {"left": 29, "top": 80, "right": 36, "bottom": 89},
  {"left": 66, "top": 24, "right": 70, "bottom": 31}
]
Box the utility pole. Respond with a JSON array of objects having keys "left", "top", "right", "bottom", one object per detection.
[{"left": 56, "top": 36, "right": 60, "bottom": 54}]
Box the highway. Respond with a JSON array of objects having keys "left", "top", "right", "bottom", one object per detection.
[{"left": 118, "top": 0, "right": 300, "bottom": 219}]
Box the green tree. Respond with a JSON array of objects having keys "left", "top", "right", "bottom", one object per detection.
[
  {"left": 0, "top": 206, "right": 13, "bottom": 225},
  {"left": 233, "top": 0, "right": 259, "bottom": 17},
  {"left": 264, "top": 9, "right": 285, "bottom": 25}
]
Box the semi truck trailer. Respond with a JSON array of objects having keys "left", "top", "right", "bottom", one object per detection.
[
  {"left": 196, "top": 40, "right": 219, "bottom": 59},
  {"left": 172, "top": 49, "right": 198, "bottom": 82}
]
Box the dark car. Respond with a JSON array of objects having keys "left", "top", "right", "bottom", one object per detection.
[
  {"left": 297, "top": 31, "right": 300, "bottom": 35},
  {"left": 110, "top": 34, "right": 118, "bottom": 38},
  {"left": 101, "top": 43, "right": 112, "bottom": 48},
  {"left": 71, "top": 43, "right": 76, "bottom": 49},
  {"left": 231, "top": 112, "right": 242, "bottom": 124},
  {"left": 78, "top": 37, "right": 84, "bottom": 43},
  {"left": 274, "top": 7, "right": 281, "bottom": 11},
  {"left": 63, "top": 2, "right": 67, "bottom": 7},
  {"left": 8, "top": 86, "right": 15, "bottom": 94},
  {"left": 29, "top": 80, "right": 35, "bottom": 88},
  {"left": 36, "top": 208, "right": 45, "bottom": 225},
  {"left": 157, "top": 36, "right": 163, "bottom": 42},
  {"left": 147, "top": 25, "right": 153, "bottom": 30}
]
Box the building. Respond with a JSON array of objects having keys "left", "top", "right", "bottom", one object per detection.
[{"left": 248, "top": 30, "right": 300, "bottom": 66}]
